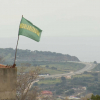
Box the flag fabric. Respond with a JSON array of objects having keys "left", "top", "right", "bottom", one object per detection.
[{"left": 19, "top": 16, "right": 42, "bottom": 42}]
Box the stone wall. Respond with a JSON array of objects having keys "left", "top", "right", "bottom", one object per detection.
[{"left": 0, "top": 68, "right": 17, "bottom": 99}]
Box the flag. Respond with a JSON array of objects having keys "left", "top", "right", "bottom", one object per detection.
[{"left": 19, "top": 16, "right": 42, "bottom": 42}]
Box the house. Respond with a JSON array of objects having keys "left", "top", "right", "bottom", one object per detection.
[
  {"left": 41, "top": 90, "right": 53, "bottom": 97},
  {"left": 0, "top": 64, "right": 13, "bottom": 68},
  {"left": 65, "top": 76, "right": 71, "bottom": 79},
  {"left": 0, "top": 64, "right": 7, "bottom": 68}
]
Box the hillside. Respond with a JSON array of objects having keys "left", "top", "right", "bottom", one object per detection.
[
  {"left": 92, "top": 64, "right": 100, "bottom": 71},
  {"left": 0, "top": 48, "right": 80, "bottom": 63}
]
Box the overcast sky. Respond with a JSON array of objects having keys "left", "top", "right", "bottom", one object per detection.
[{"left": 0, "top": 0, "right": 100, "bottom": 62}]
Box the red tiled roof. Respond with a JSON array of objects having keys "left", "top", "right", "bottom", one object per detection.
[
  {"left": 41, "top": 91, "right": 52, "bottom": 95},
  {"left": 0, "top": 64, "right": 16, "bottom": 68},
  {"left": 0, "top": 64, "right": 9, "bottom": 68}
]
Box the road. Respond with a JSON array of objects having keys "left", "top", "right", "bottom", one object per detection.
[
  {"left": 26, "top": 62, "right": 96, "bottom": 90},
  {"left": 42, "top": 62, "right": 96, "bottom": 78},
  {"left": 24, "top": 80, "right": 39, "bottom": 94}
]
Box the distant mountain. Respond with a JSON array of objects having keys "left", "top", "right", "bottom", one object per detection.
[{"left": 0, "top": 48, "right": 80, "bottom": 62}]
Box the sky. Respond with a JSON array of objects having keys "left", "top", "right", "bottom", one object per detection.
[{"left": 0, "top": 0, "right": 100, "bottom": 62}]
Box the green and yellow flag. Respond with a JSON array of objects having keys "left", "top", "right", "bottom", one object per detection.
[{"left": 19, "top": 16, "right": 42, "bottom": 42}]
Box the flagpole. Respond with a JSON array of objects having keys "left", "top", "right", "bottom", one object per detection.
[
  {"left": 12, "top": 15, "right": 23, "bottom": 68},
  {"left": 13, "top": 35, "right": 19, "bottom": 67}
]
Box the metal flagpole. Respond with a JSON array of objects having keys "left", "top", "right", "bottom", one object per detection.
[
  {"left": 13, "top": 35, "right": 19, "bottom": 68},
  {"left": 12, "top": 15, "right": 23, "bottom": 68}
]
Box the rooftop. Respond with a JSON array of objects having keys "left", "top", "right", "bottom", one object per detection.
[
  {"left": 0, "top": 64, "right": 7, "bottom": 68},
  {"left": 41, "top": 91, "right": 53, "bottom": 95},
  {"left": 0, "top": 64, "right": 12, "bottom": 68}
]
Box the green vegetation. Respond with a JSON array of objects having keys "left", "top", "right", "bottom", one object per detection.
[
  {"left": 1, "top": 48, "right": 85, "bottom": 75},
  {"left": 17, "top": 62, "right": 85, "bottom": 75},
  {"left": 92, "top": 64, "right": 100, "bottom": 71},
  {"left": 41, "top": 62, "right": 85, "bottom": 75},
  {"left": 38, "top": 72, "right": 100, "bottom": 96},
  {"left": 88, "top": 94, "right": 100, "bottom": 100},
  {"left": 0, "top": 48, "right": 80, "bottom": 66},
  {"left": 44, "top": 62, "right": 85, "bottom": 71},
  {"left": 38, "top": 78, "right": 61, "bottom": 85},
  {"left": 41, "top": 68, "right": 65, "bottom": 75},
  {"left": 73, "top": 73, "right": 93, "bottom": 78}
]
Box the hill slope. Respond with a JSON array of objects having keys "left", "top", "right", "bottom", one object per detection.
[{"left": 0, "top": 48, "right": 80, "bottom": 62}]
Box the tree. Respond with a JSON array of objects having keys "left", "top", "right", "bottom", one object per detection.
[
  {"left": 0, "top": 56, "right": 5, "bottom": 63},
  {"left": 40, "top": 96, "right": 53, "bottom": 100},
  {"left": 61, "top": 76, "right": 66, "bottom": 82},
  {"left": 21, "top": 63, "right": 31, "bottom": 67},
  {"left": 56, "top": 88, "right": 64, "bottom": 95},
  {"left": 94, "top": 61, "right": 97, "bottom": 64},
  {"left": 81, "top": 93, "right": 93, "bottom": 100},
  {"left": 65, "top": 89, "right": 74, "bottom": 95},
  {"left": 16, "top": 67, "right": 42, "bottom": 100},
  {"left": 45, "top": 65, "right": 49, "bottom": 68},
  {"left": 88, "top": 94, "right": 100, "bottom": 100},
  {"left": 51, "top": 66, "right": 57, "bottom": 70},
  {"left": 64, "top": 97, "right": 69, "bottom": 100},
  {"left": 33, "top": 82, "right": 38, "bottom": 86}
]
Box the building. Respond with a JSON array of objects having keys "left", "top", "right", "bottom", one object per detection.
[
  {"left": 41, "top": 90, "right": 53, "bottom": 97},
  {"left": 0, "top": 64, "right": 17, "bottom": 99},
  {"left": 65, "top": 75, "right": 71, "bottom": 79},
  {"left": 0, "top": 64, "right": 7, "bottom": 68}
]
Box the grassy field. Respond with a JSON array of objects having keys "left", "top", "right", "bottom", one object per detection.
[
  {"left": 92, "top": 64, "right": 100, "bottom": 71},
  {"left": 17, "top": 61, "right": 86, "bottom": 75},
  {"left": 73, "top": 73, "right": 93, "bottom": 78},
  {"left": 41, "top": 62, "right": 85, "bottom": 75},
  {"left": 41, "top": 68, "right": 65, "bottom": 75},
  {"left": 38, "top": 78, "right": 61, "bottom": 85},
  {"left": 45, "top": 62, "right": 85, "bottom": 71}
]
